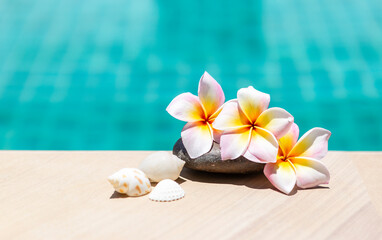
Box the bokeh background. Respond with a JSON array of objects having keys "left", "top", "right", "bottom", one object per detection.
[{"left": 0, "top": 0, "right": 381, "bottom": 150}]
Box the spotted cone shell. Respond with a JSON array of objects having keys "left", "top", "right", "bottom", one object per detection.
[{"left": 108, "top": 168, "right": 151, "bottom": 196}]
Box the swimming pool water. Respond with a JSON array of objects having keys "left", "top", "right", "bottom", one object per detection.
[{"left": 0, "top": 0, "right": 381, "bottom": 150}]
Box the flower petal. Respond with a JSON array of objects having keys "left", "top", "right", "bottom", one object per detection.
[
  {"left": 243, "top": 149, "right": 264, "bottom": 163},
  {"left": 279, "top": 123, "right": 299, "bottom": 156},
  {"left": 288, "top": 128, "right": 331, "bottom": 160},
  {"left": 290, "top": 157, "right": 330, "bottom": 189},
  {"left": 212, "top": 128, "right": 223, "bottom": 143},
  {"left": 181, "top": 121, "right": 213, "bottom": 159},
  {"left": 212, "top": 100, "right": 251, "bottom": 131},
  {"left": 255, "top": 107, "right": 294, "bottom": 139},
  {"left": 209, "top": 103, "right": 224, "bottom": 121},
  {"left": 166, "top": 93, "right": 205, "bottom": 122},
  {"left": 198, "top": 71, "right": 225, "bottom": 117},
  {"left": 237, "top": 86, "right": 270, "bottom": 123},
  {"left": 264, "top": 160, "right": 297, "bottom": 194},
  {"left": 220, "top": 127, "right": 252, "bottom": 160},
  {"left": 247, "top": 127, "right": 278, "bottom": 163}
]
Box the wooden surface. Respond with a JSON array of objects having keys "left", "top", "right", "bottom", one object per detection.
[{"left": 0, "top": 151, "right": 381, "bottom": 240}]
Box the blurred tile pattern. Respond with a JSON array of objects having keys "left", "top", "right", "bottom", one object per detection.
[{"left": 0, "top": 0, "right": 381, "bottom": 150}]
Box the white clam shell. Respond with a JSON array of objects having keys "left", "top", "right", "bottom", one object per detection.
[
  {"left": 149, "top": 179, "right": 185, "bottom": 202},
  {"left": 139, "top": 151, "right": 185, "bottom": 182},
  {"left": 107, "top": 168, "right": 151, "bottom": 197}
]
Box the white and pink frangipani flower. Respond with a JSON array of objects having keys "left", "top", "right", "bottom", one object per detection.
[
  {"left": 264, "top": 123, "right": 331, "bottom": 194},
  {"left": 166, "top": 72, "right": 225, "bottom": 159},
  {"left": 212, "top": 86, "right": 294, "bottom": 163}
]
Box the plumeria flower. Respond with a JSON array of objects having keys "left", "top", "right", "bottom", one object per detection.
[
  {"left": 264, "top": 123, "right": 331, "bottom": 194},
  {"left": 166, "top": 72, "right": 225, "bottom": 158},
  {"left": 213, "top": 86, "right": 294, "bottom": 163}
]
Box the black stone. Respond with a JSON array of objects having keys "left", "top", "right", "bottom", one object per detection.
[{"left": 172, "top": 138, "right": 264, "bottom": 174}]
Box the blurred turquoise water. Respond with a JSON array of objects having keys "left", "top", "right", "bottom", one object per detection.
[{"left": 0, "top": 0, "right": 381, "bottom": 150}]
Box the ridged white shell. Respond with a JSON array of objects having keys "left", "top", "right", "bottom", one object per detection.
[
  {"left": 149, "top": 179, "right": 185, "bottom": 202},
  {"left": 139, "top": 151, "right": 185, "bottom": 182},
  {"left": 107, "top": 168, "right": 151, "bottom": 197}
]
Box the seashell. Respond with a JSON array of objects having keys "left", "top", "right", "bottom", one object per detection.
[
  {"left": 107, "top": 168, "right": 151, "bottom": 196},
  {"left": 149, "top": 179, "right": 185, "bottom": 202},
  {"left": 139, "top": 151, "right": 185, "bottom": 182}
]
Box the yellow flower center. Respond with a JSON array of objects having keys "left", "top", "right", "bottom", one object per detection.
[{"left": 206, "top": 116, "right": 215, "bottom": 124}]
